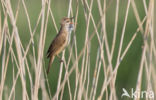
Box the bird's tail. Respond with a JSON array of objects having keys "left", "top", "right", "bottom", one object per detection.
[{"left": 47, "top": 55, "right": 55, "bottom": 74}]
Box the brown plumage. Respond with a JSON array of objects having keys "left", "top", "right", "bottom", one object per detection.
[{"left": 46, "top": 17, "right": 74, "bottom": 74}]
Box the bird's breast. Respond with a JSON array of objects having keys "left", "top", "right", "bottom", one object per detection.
[
  {"left": 64, "top": 24, "right": 74, "bottom": 45},
  {"left": 67, "top": 31, "right": 72, "bottom": 45}
]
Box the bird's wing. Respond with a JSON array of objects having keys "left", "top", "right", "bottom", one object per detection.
[{"left": 47, "top": 33, "right": 66, "bottom": 58}]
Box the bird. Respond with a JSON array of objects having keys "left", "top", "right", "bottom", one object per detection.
[{"left": 46, "top": 17, "right": 74, "bottom": 74}]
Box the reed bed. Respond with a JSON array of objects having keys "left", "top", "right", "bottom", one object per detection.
[{"left": 0, "top": 0, "right": 156, "bottom": 100}]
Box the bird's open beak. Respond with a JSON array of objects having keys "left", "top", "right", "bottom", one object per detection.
[{"left": 70, "top": 22, "right": 73, "bottom": 25}]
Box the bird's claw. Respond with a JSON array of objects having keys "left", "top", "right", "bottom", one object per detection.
[{"left": 59, "top": 59, "right": 64, "bottom": 63}]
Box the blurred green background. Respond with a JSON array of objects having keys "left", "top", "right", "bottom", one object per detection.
[{"left": 1, "top": 0, "right": 155, "bottom": 100}]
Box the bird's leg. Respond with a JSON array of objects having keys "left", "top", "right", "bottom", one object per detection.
[{"left": 56, "top": 55, "right": 64, "bottom": 63}]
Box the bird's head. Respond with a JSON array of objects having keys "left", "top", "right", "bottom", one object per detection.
[{"left": 60, "top": 17, "right": 74, "bottom": 32}]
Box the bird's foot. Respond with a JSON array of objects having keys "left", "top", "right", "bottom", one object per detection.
[{"left": 59, "top": 59, "right": 64, "bottom": 63}]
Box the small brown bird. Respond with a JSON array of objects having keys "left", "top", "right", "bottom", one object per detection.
[{"left": 46, "top": 17, "right": 74, "bottom": 74}]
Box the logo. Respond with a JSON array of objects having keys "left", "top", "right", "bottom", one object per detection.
[{"left": 121, "top": 88, "right": 154, "bottom": 99}]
